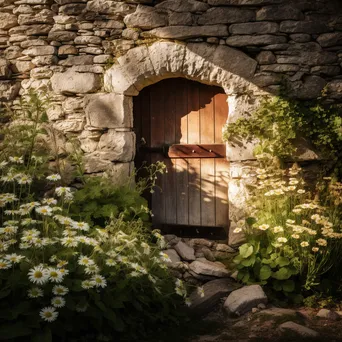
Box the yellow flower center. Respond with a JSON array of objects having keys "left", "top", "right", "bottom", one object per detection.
[{"left": 34, "top": 271, "right": 43, "bottom": 278}]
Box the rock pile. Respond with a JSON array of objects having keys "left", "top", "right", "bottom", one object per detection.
[{"left": 163, "top": 235, "right": 236, "bottom": 285}]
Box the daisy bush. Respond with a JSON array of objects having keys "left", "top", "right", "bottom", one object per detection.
[
  {"left": 0, "top": 94, "right": 188, "bottom": 341},
  {"left": 233, "top": 155, "right": 342, "bottom": 301}
]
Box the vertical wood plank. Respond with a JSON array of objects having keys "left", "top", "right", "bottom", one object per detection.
[
  {"left": 164, "top": 158, "right": 177, "bottom": 225},
  {"left": 214, "top": 92, "right": 228, "bottom": 144},
  {"left": 164, "top": 79, "right": 176, "bottom": 145},
  {"left": 176, "top": 158, "right": 189, "bottom": 225},
  {"left": 188, "top": 158, "right": 201, "bottom": 226},
  {"left": 199, "top": 84, "right": 214, "bottom": 144},
  {"left": 200, "top": 159, "right": 216, "bottom": 227},
  {"left": 150, "top": 81, "right": 165, "bottom": 148},
  {"left": 151, "top": 153, "right": 165, "bottom": 226},
  {"left": 176, "top": 78, "right": 188, "bottom": 144},
  {"left": 215, "top": 159, "right": 229, "bottom": 227},
  {"left": 187, "top": 82, "right": 199, "bottom": 144},
  {"left": 150, "top": 82, "right": 165, "bottom": 225}
]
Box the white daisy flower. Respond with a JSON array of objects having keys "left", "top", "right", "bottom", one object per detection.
[
  {"left": 84, "top": 264, "right": 99, "bottom": 275},
  {"left": 42, "top": 198, "right": 57, "bottom": 205},
  {"left": 46, "top": 174, "right": 61, "bottom": 182},
  {"left": 39, "top": 307, "right": 58, "bottom": 322},
  {"left": 35, "top": 206, "right": 53, "bottom": 216},
  {"left": 17, "top": 175, "right": 32, "bottom": 185},
  {"left": 300, "top": 241, "right": 309, "bottom": 247},
  {"left": 1, "top": 175, "right": 16, "bottom": 183},
  {"left": 47, "top": 268, "right": 64, "bottom": 283},
  {"left": 9, "top": 156, "right": 24, "bottom": 164},
  {"left": 55, "top": 187, "right": 72, "bottom": 197},
  {"left": 91, "top": 275, "right": 107, "bottom": 288},
  {"left": 0, "top": 259, "right": 11, "bottom": 269},
  {"left": 51, "top": 296, "right": 65, "bottom": 308},
  {"left": 277, "top": 237, "right": 288, "bottom": 243},
  {"left": 28, "top": 287, "right": 43, "bottom": 298},
  {"left": 28, "top": 265, "right": 49, "bottom": 285},
  {"left": 0, "top": 225, "right": 18, "bottom": 235},
  {"left": 4, "top": 253, "right": 25, "bottom": 263},
  {"left": 159, "top": 252, "right": 171, "bottom": 263},
  {"left": 72, "top": 221, "right": 90, "bottom": 231},
  {"left": 52, "top": 285, "right": 69, "bottom": 296},
  {"left": 105, "top": 258, "right": 116, "bottom": 266},
  {"left": 273, "top": 226, "right": 284, "bottom": 233},
  {"left": 78, "top": 255, "right": 94, "bottom": 267},
  {"left": 60, "top": 237, "right": 78, "bottom": 247},
  {"left": 81, "top": 280, "right": 95, "bottom": 289}
]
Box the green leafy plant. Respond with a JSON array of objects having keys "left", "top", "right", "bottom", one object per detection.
[{"left": 232, "top": 159, "right": 342, "bottom": 301}]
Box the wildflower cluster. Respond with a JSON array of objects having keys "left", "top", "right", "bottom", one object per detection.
[
  {"left": 0, "top": 153, "right": 185, "bottom": 339},
  {"left": 233, "top": 161, "right": 342, "bottom": 295}
]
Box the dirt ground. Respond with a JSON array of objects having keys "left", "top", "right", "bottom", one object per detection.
[{"left": 146, "top": 303, "right": 342, "bottom": 342}]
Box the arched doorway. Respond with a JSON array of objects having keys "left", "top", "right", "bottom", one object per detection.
[{"left": 134, "top": 78, "right": 229, "bottom": 237}]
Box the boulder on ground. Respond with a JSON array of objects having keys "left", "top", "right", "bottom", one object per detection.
[
  {"left": 189, "top": 278, "right": 241, "bottom": 316},
  {"left": 224, "top": 284, "right": 267, "bottom": 315}
]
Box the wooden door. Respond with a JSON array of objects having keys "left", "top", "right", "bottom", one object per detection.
[{"left": 134, "top": 78, "right": 229, "bottom": 233}]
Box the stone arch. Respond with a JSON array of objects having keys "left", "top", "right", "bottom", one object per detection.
[
  {"left": 104, "top": 41, "right": 259, "bottom": 96},
  {"left": 101, "top": 41, "right": 264, "bottom": 162}
]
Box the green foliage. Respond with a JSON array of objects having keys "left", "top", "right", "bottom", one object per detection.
[
  {"left": 232, "top": 161, "right": 342, "bottom": 301},
  {"left": 0, "top": 94, "right": 187, "bottom": 341},
  {"left": 222, "top": 96, "right": 342, "bottom": 161},
  {"left": 70, "top": 162, "right": 166, "bottom": 228}
]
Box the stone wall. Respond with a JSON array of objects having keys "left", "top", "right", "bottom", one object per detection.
[{"left": 0, "top": 0, "right": 341, "bottom": 244}]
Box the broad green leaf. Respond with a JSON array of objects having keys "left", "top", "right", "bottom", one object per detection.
[
  {"left": 272, "top": 267, "right": 291, "bottom": 280},
  {"left": 276, "top": 256, "right": 290, "bottom": 267},
  {"left": 259, "top": 265, "right": 272, "bottom": 280},
  {"left": 239, "top": 243, "right": 254, "bottom": 259},
  {"left": 241, "top": 255, "right": 256, "bottom": 267},
  {"left": 282, "top": 279, "right": 295, "bottom": 292}
]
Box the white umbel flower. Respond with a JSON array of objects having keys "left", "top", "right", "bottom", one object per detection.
[
  {"left": 39, "top": 307, "right": 58, "bottom": 322},
  {"left": 28, "top": 265, "right": 49, "bottom": 285},
  {"left": 51, "top": 296, "right": 66, "bottom": 308}
]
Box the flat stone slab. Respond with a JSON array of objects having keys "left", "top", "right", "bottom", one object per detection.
[
  {"left": 189, "top": 278, "right": 241, "bottom": 316},
  {"left": 224, "top": 285, "right": 267, "bottom": 315},
  {"left": 278, "top": 321, "right": 320, "bottom": 338},
  {"left": 316, "top": 309, "right": 340, "bottom": 321},
  {"left": 189, "top": 260, "right": 231, "bottom": 278},
  {"left": 164, "top": 249, "right": 181, "bottom": 264},
  {"left": 174, "top": 241, "right": 196, "bottom": 261}
]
